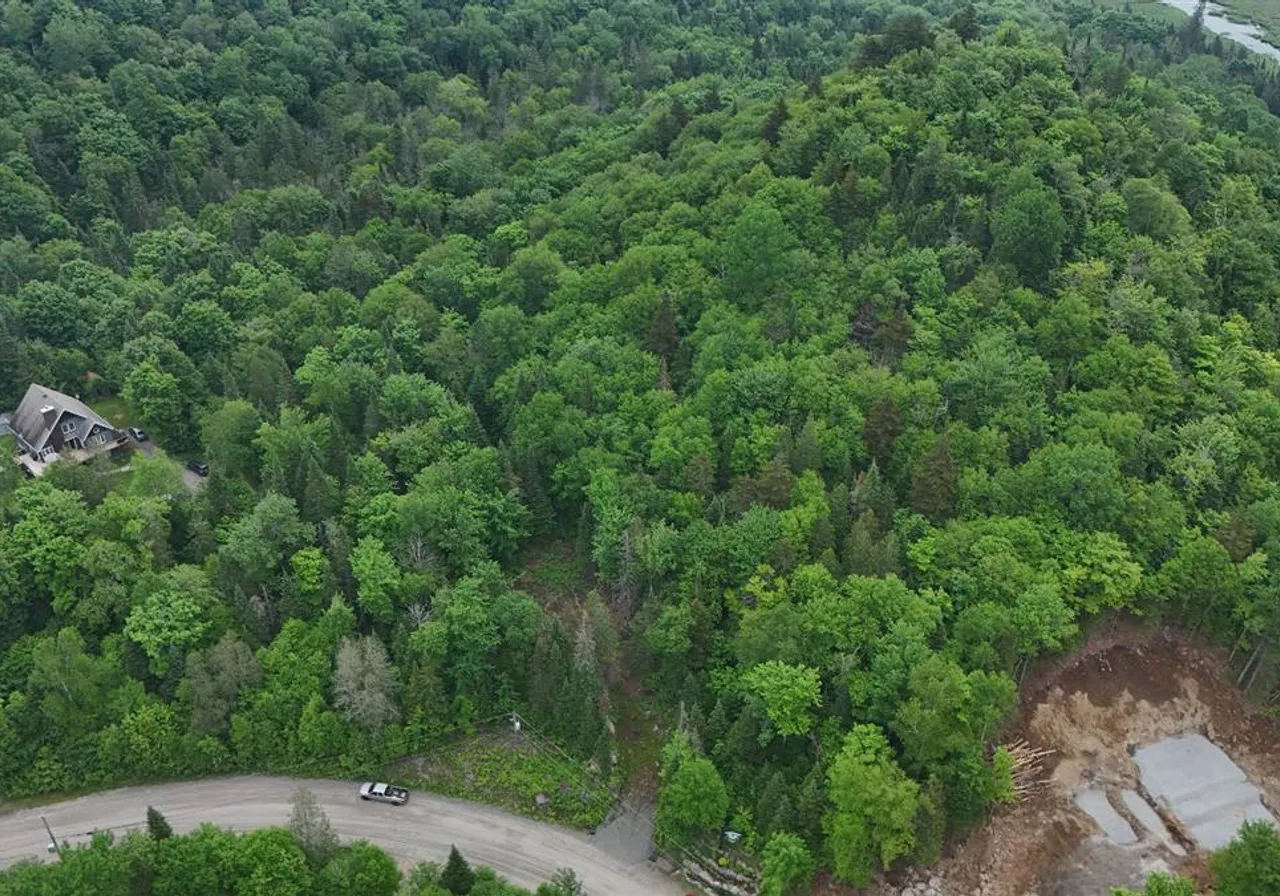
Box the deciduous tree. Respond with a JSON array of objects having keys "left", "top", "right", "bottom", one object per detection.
[
  {"left": 761, "top": 832, "right": 815, "bottom": 896},
  {"left": 655, "top": 732, "right": 730, "bottom": 848},
  {"left": 742, "top": 661, "right": 822, "bottom": 739},
  {"left": 825, "top": 724, "right": 920, "bottom": 886}
]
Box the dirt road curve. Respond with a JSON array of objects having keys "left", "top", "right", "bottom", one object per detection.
[{"left": 0, "top": 776, "right": 683, "bottom": 895}]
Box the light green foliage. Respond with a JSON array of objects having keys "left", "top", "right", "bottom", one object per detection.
[
  {"left": 892, "top": 654, "right": 1016, "bottom": 772},
  {"left": 655, "top": 732, "right": 730, "bottom": 848},
  {"left": 410, "top": 565, "right": 541, "bottom": 715},
  {"left": 9, "top": 482, "right": 89, "bottom": 613},
  {"left": 123, "top": 358, "right": 196, "bottom": 448},
  {"left": 1121, "top": 179, "right": 1191, "bottom": 242},
  {"left": 322, "top": 840, "right": 402, "bottom": 896},
  {"left": 1211, "top": 820, "right": 1280, "bottom": 896},
  {"left": 825, "top": 724, "right": 921, "bottom": 886},
  {"left": 1111, "top": 872, "right": 1195, "bottom": 896},
  {"left": 238, "top": 827, "right": 315, "bottom": 896},
  {"left": 254, "top": 407, "right": 338, "bottom": 524},
  {"left": 742, "top": 661, "right": 822, "bottom": 738},
  {"left": 722, "top": 200, "right": 801, "bottom": 306},
  {"left": 124, "top": 565, "right": 221, "bottom": 678},
  {"left": 760, "top": 832, "right": 815, "bottom": 896},
  {"left": 349, "top": 537, "right": 401, "bottom": 623}
]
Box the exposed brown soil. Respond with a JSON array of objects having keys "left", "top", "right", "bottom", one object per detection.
[{"left": 846, "top": 622, "right": 1280, "bottom": 896}]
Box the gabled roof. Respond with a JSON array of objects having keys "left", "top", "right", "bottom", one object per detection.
[{"left": 10, "top": 384, "right": 116, "bottom": 452}]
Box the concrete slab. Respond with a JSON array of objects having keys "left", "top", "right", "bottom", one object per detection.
[
  {"left": 1120, "top": 790, "right": 1185, "bottom": 856},
  {"left": 1074, "top": 789, "right": 1137, "bottom": 844},
  {"left": 1134, "top": 734, "right": 1276, "bottom": 851}
]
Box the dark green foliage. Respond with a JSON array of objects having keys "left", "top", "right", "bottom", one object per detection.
[
  {"left": 145, "top": 806, "right": 172, "bottom": 840},
  {"left": 948, "top": 5, "right": 982, "bottom": 43},
  {"left": 991, "top": 170, "right": 1070, "bottom": 287},
  {"left": 440, "top": 846, "right": 475, "bottom": 895},
  {"left": 645, "top": 296, "right": 680, "bottom": 362},
  {"left": 858, "top": 13, "right": 935, "bottom": 67},
  {"left": 909, "top": 436, "right": 959, "bottom": 523},
  {"left": 761, "top": 98, "right": 790, "bottom": 147}
]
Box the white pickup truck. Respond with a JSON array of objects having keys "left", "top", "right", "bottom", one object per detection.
[{"left": 358, "top": 782, "right": 410, "bottom": 806}]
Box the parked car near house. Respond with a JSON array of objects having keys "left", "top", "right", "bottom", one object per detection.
[
  {"left": 128, "top": 427, "right": 148, "bottom": 442},
  {"left": 185, "top": 459, "right": 209, "bottom": 476}
]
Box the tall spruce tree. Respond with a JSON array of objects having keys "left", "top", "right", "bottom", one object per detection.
[
  {"left": 440, "top": 845, "right": 475, "bottom": 895},
  {"left": 145, "top": 806, "right": 173, "bottom": 840}
]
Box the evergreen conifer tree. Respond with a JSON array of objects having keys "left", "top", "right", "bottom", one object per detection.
[{"left": 440, "top": 845, "right": 475, "bottom": 895}]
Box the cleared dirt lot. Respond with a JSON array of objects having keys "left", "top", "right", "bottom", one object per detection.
[{"left": 832, "top": 625, "right": 1280, "bottom": 896}]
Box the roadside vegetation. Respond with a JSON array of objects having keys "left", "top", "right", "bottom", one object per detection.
[
  {"left": 3, "top": 0, "right": 1280, "bottom": 889},
  {"left": 0, "top": 793, "right": 587, "bottom": 896},
  {"left": 391, "top": 728, "right": 616, "bottom": 829}
]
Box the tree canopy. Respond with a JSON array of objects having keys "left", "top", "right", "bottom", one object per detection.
[{"left": 3, "top": 0, "right": 1280, "bottom": 885}]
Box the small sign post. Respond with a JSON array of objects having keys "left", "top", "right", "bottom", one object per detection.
[{"left": 40, "top": 816, "right": 61, "bottom": 859}]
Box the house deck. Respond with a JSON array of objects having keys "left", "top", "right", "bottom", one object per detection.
[
  {"left": 15, "top": 454, "right": 50, "bottom": 477},
  {"left": 13, "top": 437, "right": 128, "bottom": 477}
]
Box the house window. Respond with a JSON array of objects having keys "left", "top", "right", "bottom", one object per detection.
[
  {"left": 60, "top": 420, "right": 77, "bottom": 435},
  {"left": 88, "top": 432, "right": 108, "bottom": 447}
]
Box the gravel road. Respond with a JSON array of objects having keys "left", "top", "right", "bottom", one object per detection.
[{"left": 0, "top": 776, "right": 683, "bottom": 895}]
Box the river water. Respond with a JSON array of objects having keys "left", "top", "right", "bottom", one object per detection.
[{"left": 1155, "top": 0, "right": 1280, "bottom": 61}]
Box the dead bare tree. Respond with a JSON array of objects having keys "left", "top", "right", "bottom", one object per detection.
[{"left": 334, "top": 636, "right": 400, "bottom": 734}]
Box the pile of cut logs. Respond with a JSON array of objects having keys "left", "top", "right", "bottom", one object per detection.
[
  {"left": 679, "top": 856, "right": 758, "bottom": 896},
  {"left": 1005, "top": 739, "right": 1055, "bottom": 800}
]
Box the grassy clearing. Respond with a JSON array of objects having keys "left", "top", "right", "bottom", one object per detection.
[
  {"left": 389, "top": 731, "right": 614, "bottom": 830},
  {"left": 613, "top": 690, "right": 666, "bottom": 800},
  {"left": 1218, "top": 0, "right": 1280, "bottom": 44},
  {"left": 90, "top": 395, "right": 132, "bottom": 429},
  {"left": 515, "top": 539, "right": 594, "bottom": 616},
  {"left": 1094, "top": 0, "right": 1190, "bottom": 27},
  {"left": 1095, "top": 0, "right": 1280, "bottom": 46}
]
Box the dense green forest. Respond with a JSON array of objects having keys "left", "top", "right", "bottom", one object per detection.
[
  {"left": 0, "top": 796, "right": 584, "bottom": 896},
  {"left": 5, "top": 0, "right": 1280, "bottom": 888}
]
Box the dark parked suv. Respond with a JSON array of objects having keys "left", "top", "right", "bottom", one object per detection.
[{"left": 186, "top": 460, "right": 209, "bottom": 477}]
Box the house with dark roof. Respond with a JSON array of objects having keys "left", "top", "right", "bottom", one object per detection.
[{"left": 10, "top": 384, "right": 126, "bottom": 475}]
